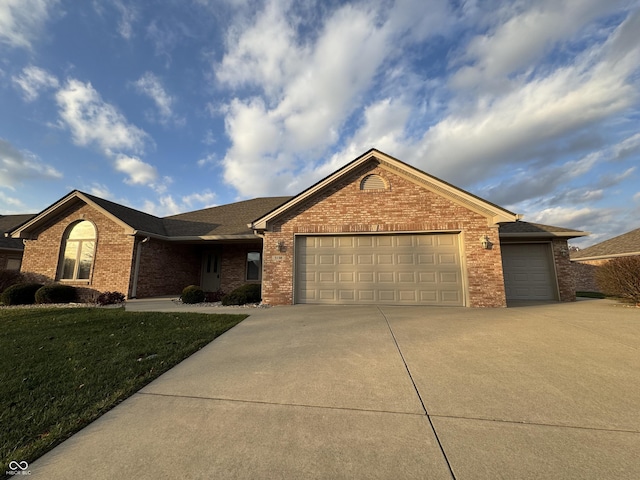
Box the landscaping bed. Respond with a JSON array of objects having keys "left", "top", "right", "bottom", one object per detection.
[{"left": 0, "top": 308, "right": 246, "bottom": 474}]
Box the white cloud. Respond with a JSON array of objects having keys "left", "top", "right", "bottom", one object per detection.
[
  {"left": 0, "top": 0, "right": 59, "bottom": 50},
  {"left": 114, "top": 154, "right": 159, "bottom": 186},
  {"left": 88, "top": 183, "right": 113, "bottom": 199},
  {"left": 181, "top": 191, "right": 216, "bottom": 208},
  {"left": 141, "top": 190, "right": 217, "bottom": 216},
  {"left": 0, "top": 190, "right": 26, "bottom": 213},
  {"left": 133, "top": 72, "right": 176, "bottom": 124},
  {"left": 634, "top": 192, "right": 640, "bottom": 201},
  {"left": 217, "top": 0, "right": 423, "bottom": 197},
  {"left": 449, "top": 0, "right": 628, "bottom": 91},
  {"left": 114, "top": 0, "right": 137, "bottom": 40},
  {"left": 56, "top": 78, "right": 148, "bottom": 156},
  {"left": 0, "top": 138, "right": 62, "bottom": 189},
  {"left": 197, "top": 153, "right": 217, "bottom": 167},
  {"left": 13, "top": 65, "right": 59, "bottom": 102}
]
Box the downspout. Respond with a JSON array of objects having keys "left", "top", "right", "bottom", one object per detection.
[{"left": 130, "top": 236, "right": 150, "bottom": 298}]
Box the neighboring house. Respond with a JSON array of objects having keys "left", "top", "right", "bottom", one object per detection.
[
  {"left": 9, "top": 149, "right": 587, "bottom": 306},
  {"left": 571, "top": 227, "right": 640, "bottom": 292},
  {"left": 0, "top": 214, "right": 36, "bottom": 271}
]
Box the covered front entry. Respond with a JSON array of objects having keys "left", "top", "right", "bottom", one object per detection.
[
  {"left": 295, "top": 233, "right": 464, "bottom": 305},
  {"left": 501, "top": 243, "right": 557, "bottom": 301}
]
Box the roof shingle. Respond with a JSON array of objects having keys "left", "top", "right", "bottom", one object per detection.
[{"left": 571, "top": 227, "right": 640, "bottom": 260}]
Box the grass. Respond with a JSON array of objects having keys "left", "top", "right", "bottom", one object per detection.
[{"left": 0, "top": 307, "right": 246, "bottom": 474}]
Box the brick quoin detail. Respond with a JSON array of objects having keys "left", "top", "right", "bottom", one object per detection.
[{"left": 261, "top": 163, "right": 507, "bottom": 307}]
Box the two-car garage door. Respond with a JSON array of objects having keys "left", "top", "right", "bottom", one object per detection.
[{"left": 295, "top": 234, "right": 464, "bottom": 305}]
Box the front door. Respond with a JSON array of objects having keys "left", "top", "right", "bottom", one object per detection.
[{"left": 201, "top": 250, "right": 221, "bottom": 292}]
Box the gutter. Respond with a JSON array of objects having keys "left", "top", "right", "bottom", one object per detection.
[
  {"left": 130, "top": 236, "right": 150, "bottom": 298},
  {"left": 571, "top": 251, "right": 640, "bottom": 262},
  {"left": 130, "top": 230, "right": 260, "bottom": 242}
]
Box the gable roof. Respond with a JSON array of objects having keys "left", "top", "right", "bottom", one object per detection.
[
  {"left": 1, "top": 214, "right": 36, "bottom": 250},
  {"left": 499, "top": 221, "right": 588, "bottom": 239},
  {"left": 571, "top": 227, "right": 640, "bottom": 261},
  {"left": 251, "top": 148, "right": 521, "bottom": 231},
  {"left": 8, "top": 190, "right": 291, "bottom": 242}
]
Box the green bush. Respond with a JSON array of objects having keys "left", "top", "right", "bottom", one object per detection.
[
  {"left": 96, "top": 291, "right": 126, "bottom": 306},
  {"left": 35, "top": 284, "right": 77, "bottom": 304},
  {"left": 181, "top": 285, "right": 205, "bottom": 304},
  {"left": 221, "top": 283, "right": 261, "bottom": 306},
  {"left": 0, "top": 269, "right": 23, "bottom": 294},
  {"left": 595, "top": 256, "right": 640, "bottom": 305},
  {"left": 1, "top": 283, "right": 44, "bottom": 306}
]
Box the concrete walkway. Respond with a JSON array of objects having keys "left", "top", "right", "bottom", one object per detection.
[{"left": 30, "top": 300, "right": 639, "bottom": 479}]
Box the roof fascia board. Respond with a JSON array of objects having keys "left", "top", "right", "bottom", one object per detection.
[
  {"left": 252, "top": 149, "right": 518, "bottom": 230},
  {"left": 571, "top": 251, "right": 640, "bottom": 262},
  {"left": 500, "top": 232, "right": 590, "bottom": 239},
  {"left": 131, "top": 230, "right": 259, "bottom": 242}
]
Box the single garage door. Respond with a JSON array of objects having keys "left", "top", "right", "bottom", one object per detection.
[
  {"left": 501, "top": 243, "right": 556, "bottom": 301},
  {"left": 295, "top": 234, "right": 464, "bottom": 305}
]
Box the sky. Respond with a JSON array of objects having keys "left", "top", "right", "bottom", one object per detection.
[{"left": 1, "top": 0, "right": 639, "bottom": 248}]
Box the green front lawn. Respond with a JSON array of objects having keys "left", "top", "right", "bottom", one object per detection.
[{"left": 0, "top": 307, "right": 247, "bottom": 474}]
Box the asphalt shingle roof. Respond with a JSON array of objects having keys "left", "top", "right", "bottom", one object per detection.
[
  {"left": 0, "top": 214, "right": 36, "bottom": 250},
  {"left": 82, "top": 192, "right": 168, "bottom": 236},
  {"left": 571, "top": 227, "right": 640, "bottom": 259},
  {"left": 164, "top": 197, "right": 292, "bottom": 236}
]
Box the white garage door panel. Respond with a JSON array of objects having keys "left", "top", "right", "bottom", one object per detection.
[
  {"left": 295, "top": 234, "right": 463, "bottom": 306},
  {"left": 502, "top": 243, "right": 556, "bottom": 301}
]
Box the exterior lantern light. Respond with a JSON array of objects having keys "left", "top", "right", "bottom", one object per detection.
[
  {"left": 277, "top": 240, "right": 286, "bottom": 252},
  {"left": 481, "top": 235, "right": 492, "bottom": 250}
]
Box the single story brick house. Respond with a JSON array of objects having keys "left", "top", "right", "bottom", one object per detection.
[
  {"left": 572, "top": 227, "right": 640, "bottom": 292},
  {"left": 8, "top": 149, "right": 587, "bottom": 306},
  {"left": 0, "top": 214, "right": 36, "bottom": 271}
]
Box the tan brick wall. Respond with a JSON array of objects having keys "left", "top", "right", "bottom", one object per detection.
[
  {"left": 20, "top": 202, "right": 135, "bottom": 296},
  {"left": 220, "top": 243, "right": 262, "bottom": 295},
  {"left": 551, "top": 239, "right": 576, "bottom": 302},
  {"left": 572, "top": 258, "right": 609, "bottom": 292},
  {"left": 261, "top": 163, "right": 507, "bottom": 307},
  {"left": 134, "top": 239, "right": 201, "bottom": 297}
]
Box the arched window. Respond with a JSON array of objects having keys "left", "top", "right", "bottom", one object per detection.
[{"left": 60, "top": 221, "right": 96, "bottom": 280}]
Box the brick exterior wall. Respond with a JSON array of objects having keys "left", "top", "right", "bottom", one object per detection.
[
  {"left": 551, "top": 238, "right": 577, "bottom": 302},
  {"left": 261, "top": 163, "right": 508, "bottom": 307},
  {"left": 134, "top": 239, "right": 200, "bottom": 297},
  {"left": 219, "top": 243, "right": 263, "bottom": 295},
  {"left": 572, "top": 259, "right": 609, "bottom": 292},
  {"left": 20, "top": 203, "right": 135, "bottom": 296},
  {"left": 133, "top": 241, "right": 262, "bottom": 298}
]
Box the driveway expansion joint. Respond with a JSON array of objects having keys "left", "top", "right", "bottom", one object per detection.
[
  {"left": 429, "top": 413, "right": 640, "bottom": 434},
  {"left": 136, "top": 391, "right": 429, "bottom": 417},
  {"left": 377, "top": 306, "right": 457, "bottom": 480}
]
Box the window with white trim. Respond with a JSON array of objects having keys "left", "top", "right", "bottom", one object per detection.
[
  {"left": 60, "top": 221, "right": 96, "bottom": 280},
  {"left": 246, "top": 251, "right": 261, "bottom": 281}
]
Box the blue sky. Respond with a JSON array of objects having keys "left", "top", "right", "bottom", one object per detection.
[{"left": 1, "top": 0, "right": 639, "bottom": 247}]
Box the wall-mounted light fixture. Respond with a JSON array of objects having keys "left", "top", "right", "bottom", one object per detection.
[
  {"left": 480, "top": 235, "right": 492, "bottom": 250},
  {"left": 277, "top": 240, "right": 286, "bottom": 252}
]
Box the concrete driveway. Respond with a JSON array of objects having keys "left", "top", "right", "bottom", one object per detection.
[{"left": 30, "top": 300, "right": 639, "bottom": 479}]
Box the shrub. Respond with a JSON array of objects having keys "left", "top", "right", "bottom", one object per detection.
[
  {"left": 0, "top": 269, "right": 23, "bottom": 294},
  {"left": 96, "top": 291, "right": 126, "bottom": 306},
  {"left": 204, "top": 289, "right": 226, "bottom": 302},
  {"left": 1, "top": 283, "right": 44, "bottom": 306},
  {"left": 181, "top": 285, "right": 205, "bottom": 304},
  {"left": 221, "top": 283, "right": 261, "bottom": 306},
  {"left": 35, "top": 284, "right": 77, "bottom": 304},
  {"left": 595, "top": 256, "right": 640, "bottom": 305}
]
